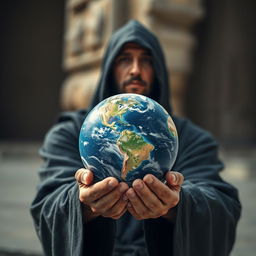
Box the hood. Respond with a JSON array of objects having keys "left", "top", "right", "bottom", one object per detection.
[{"left": 90, "top": 20, "right": 172, "bottom": 114}]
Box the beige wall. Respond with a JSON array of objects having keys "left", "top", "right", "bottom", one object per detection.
[{"left": 61, "top": 0, "right": 204, "bottom": 116}]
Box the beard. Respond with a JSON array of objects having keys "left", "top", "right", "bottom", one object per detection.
[
  {"left": 122, "top": 75, "right": 147, "bottom": 87},
  {"left": 119, "top": 75, "right": 151, "bottom": 96},
  {"left": 109, "top": 74, "right": 159, "bottom": 102}
]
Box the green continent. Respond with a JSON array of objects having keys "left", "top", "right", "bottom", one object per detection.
[
  {"left": 99, "top": 97, "right": 141, "bottom": 129},
  {"left": 117, "top": 130, "right": 154, "bottom": 180}
]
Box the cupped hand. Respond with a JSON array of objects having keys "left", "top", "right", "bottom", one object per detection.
[
  {"left": 75, "top": 168, "right": 129, "bottom": 222},
  {"left": 125, "top": 171, "right": 184, "bottom": 221}
]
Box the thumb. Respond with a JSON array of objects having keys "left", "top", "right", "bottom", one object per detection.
[
  {"left": 75, "top": 168, "right": 94, "bottom": 186},
  {"left": 165, "top": 171, "right": 184, "bottom": 187}
]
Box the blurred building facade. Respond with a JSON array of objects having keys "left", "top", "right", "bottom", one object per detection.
[
  {"left": 61, "top": 0, "right": 204, "bottom": 117},
  {"left": 0, "top": 0, "right": 255, "bottom": 152}
]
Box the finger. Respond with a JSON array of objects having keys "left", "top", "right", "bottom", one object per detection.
[
  {"left": 143, "top": 174, "right": 173, "bottom": 206},
  {"left": 104, "top": 197, "right": 128, "bottom": 219},
  {"left": 132, "top": 179, "right": 162, "bottom": 212},
  {"left": 75, "top": 168, "right": 93, "bottom": 186},
  {"left": 166, "top": 171, "right": 184, "bottom": 188},
  {"left": 126, "top": 187, "right": 148, "bottom": 217},
  {"left": 111, "top": 206, "right": 127, "bottom": 220},
  {"left": 92, "top": 182, "right": 128, "bottom": 213},
  {"left": 81, "top": 177, "right": 118, "bottom": 204},
  {"left": 127, "top": 204, "right": 142, "bottom": 220}
]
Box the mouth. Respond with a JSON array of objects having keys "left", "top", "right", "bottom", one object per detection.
[
  {"left": 125, "top": 80, "right": 145, "bottom": 87},
  {"left": 122, "top": 78, "right": 148, "bottom": 94},
  {"left": 123, "top": 82, "right": 147, "bottom": 94}
]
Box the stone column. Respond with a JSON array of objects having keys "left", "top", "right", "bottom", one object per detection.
[
  {"left": 61, "top": 0, "right": 113, "bottom": 110},
  {"left": 129, "top": 0, "right": 204, "bottom": 115}
]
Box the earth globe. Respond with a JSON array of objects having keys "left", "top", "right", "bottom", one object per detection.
[{"left": 79, "top": 93, "right": 178, "bottom": 185}]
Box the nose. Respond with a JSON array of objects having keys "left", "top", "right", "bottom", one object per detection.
[{"left": 130, "top": 59, "right": 141, "bottom": 77}]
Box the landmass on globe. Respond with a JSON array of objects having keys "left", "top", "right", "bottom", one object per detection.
[
  {"left": 99, "top": 96, "right": 153, "bottom": 179},
  {"left": 99, "top": 98, "right": 140, "bottom": 129},
  {"left": 117, "top": 130, "right": 154, "bottom": 179}
]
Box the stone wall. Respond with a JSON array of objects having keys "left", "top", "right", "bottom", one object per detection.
[{"left": 61, "top": 0, "right": 204, "bottom": 115}]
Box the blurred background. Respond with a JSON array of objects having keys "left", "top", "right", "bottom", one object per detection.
[{"left": 0, "top": 0, "right": 255, "bottom": 255}]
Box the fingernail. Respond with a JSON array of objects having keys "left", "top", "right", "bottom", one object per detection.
[
  {"left": 134, "top": 180, "right": 143, "bottom": 190},
  {"left": 128, "top": 190, "right": 136, "bottom": 198},
  {"left": 145, "top": 175, "right": 153, "bottom": 184},
  {"left": 172, "top": 174, "right": 177, "bottom": 183},
  {"left": 82, "top": 171, "right": 89, "bottom": 183},
  {"left": 123, "top": 194, "right": 128, "bottom": 201},
  {"left": 108, "top": 179, "right": 117, "bottom": 188}
]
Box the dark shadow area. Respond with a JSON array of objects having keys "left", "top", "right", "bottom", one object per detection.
[
  {"left": 186, "top": 0, "right": 256, "bottom": 151},
  {"left": 0, "top": 0, "right": 65, "bottom": 141}
]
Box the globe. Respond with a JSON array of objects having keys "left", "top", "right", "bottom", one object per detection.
[{"left": 79, "top": 93, "right": 178, "bottom": 185}]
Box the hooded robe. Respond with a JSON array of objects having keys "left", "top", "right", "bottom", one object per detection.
[{"left": 31, "top": 20, "right": 241, "bottom": 256}]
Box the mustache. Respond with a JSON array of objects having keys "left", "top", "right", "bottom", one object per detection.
[{"left": 123, "top": 76, "right": 147, "bottom": 87}]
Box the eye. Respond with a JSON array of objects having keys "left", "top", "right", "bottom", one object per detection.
[
  {"left": 141, "top": 56, "right": 153, "bottom": 66},
  {"left": 116, "top": 56, "right": 131, "bottom": 65}
]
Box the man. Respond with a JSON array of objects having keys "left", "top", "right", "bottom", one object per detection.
[{"left": 31, "top": 20, "right": 241, "bottom": 256}]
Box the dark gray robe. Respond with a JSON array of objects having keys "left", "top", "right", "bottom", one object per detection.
[{"left": 30, "top": 20, "right": 241, "bottom": 256}]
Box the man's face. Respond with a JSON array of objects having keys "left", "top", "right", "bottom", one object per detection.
[{"left": 113, "top": 43, "right": 154, "bottom": 96}]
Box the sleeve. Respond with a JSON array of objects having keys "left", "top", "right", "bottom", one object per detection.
[
  {"left": 30, "top": 118, "right": 115, "bottom": 256},
  {"left": 144, "top": 119, "right": 241, "bottom": 256}
]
